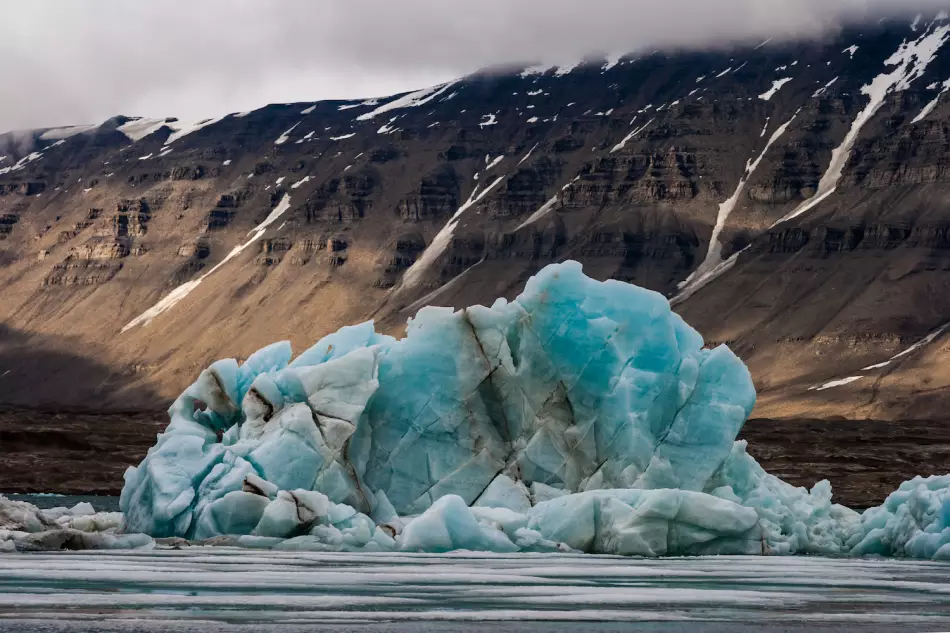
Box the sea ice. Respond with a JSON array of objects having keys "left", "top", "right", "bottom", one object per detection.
[{"left": 850, "top": 475, "right": 950, "bottom": 559}]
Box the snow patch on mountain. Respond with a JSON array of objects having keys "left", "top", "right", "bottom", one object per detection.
[
  {"left": 759, "top": 78, "right": 793, "bottom": 101},
  {"left": 675, "top": 110, "right": 801, "bottom": 302},
  {"left": 164, "top": 116, "right": 227, "bottom": 146},
  {"left": 290, "top": 176, "right": 311, "bottom": 190},
  {"left": 812, "top": 77, "right": 838, "bottom": 98},
  {"left": 775, "top": 23, "right": 950, "bottom": 227},
  {"left": 399, "top": 177, "right": 506, "bottom": 290},
  {"left": 602, "top": 53, "right": 623, "bottom": 72},
  {"left": 274, "top": 123, "right": 300, "bottom": 145},
  {"left": 356, "top": 83, "right": 458, "bottom": 121},
  {"left": 338, "top": 99, "right": 379, "bottom": 111},
  {"left": 611, "top": 119, "right": 654, "bottom": 153},
  {"left": 0, "top": 151, "right": 44, "bottom": 176},
  {"left": 117, "top": 118, "right": 172, "bottom": 142},
  {"left": 913, "top": 78, "right": 950, "bottom": 122},
  {"left": 122, "top": 196, "right": 293, "bottom": 332},
  {"left": 518, "top": 143, "right": 539, "bottom": 166},
  {"left": 862, "top": 323, "right": 950, "bottom": 370},
  {"left": 810, "top": 376, "right": 864, "bottom": 391},
  {"left": 515, "top": 196, "right": 559, "bottom": 231},
  {"left": 39, "top": 125, "right": 98, "bottom": 141}
]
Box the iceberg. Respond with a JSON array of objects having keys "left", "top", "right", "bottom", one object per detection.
[{"left": 101, "top": 261, "right": 950, "bottom": 559}]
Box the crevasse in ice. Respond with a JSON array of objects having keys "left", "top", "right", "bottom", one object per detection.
[{"left": 110, "top": 261, "right": 948, "bottom": 559}]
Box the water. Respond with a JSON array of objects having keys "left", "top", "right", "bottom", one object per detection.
[
  {"left": 0, "top": 550, "right": 948, "bottom": 632},
  {"left": 4, "top": 494, "right": 121, "bottom": 513}
]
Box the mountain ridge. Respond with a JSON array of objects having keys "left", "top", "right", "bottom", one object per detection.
[{"left": 0, "top": 14, "right": 948, "bottom": 422}]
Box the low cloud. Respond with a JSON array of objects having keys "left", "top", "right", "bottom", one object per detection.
[{"left": 0, "top": 0, "right": 943, "bottom": 131}]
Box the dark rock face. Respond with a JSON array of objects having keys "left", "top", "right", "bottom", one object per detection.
[{"left": 0, "top": 17, "right": 949, "bottom": 422}]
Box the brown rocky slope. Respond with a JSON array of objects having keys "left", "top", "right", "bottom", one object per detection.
[{"left": 0, "top": 17, "right": 949, "bottom": 430}]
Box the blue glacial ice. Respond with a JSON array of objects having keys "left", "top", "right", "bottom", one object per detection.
[{"left": 23, "top": 259, "right": 931, "bottom": 559}]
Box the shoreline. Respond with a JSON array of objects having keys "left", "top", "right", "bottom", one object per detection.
[{"left": 1, "top": 410, "right": 948, "bottom": 508}]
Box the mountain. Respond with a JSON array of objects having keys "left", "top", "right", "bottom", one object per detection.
[{"left": 1, "top": 14, "right": 950, "bottom": 424}]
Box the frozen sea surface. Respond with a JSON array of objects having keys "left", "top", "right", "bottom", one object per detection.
[{"left": 0, "top": 551, "right": 949, "bottom": 632}]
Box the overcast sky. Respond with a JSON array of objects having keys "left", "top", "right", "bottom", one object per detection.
[{"left": 0, "top": 0, "right": 944, "bottom": 132}]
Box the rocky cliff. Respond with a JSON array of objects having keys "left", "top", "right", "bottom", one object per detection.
[{"left": 2, "top": 15, "right": 950, "bottom": 421}]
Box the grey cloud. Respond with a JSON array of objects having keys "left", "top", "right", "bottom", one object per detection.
[{"left": 0, "top": 0, "right": 945, "bottom": 132}]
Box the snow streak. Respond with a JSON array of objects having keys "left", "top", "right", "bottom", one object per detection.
[
  {"left": 775, "top": 23, "right": 950, "bottom": 228},
  {"left": 673, "top": 111, "right": 800, "bottom": 304},
  {"left": 122, "top": 196, "right": 293, "bottom": 332}
]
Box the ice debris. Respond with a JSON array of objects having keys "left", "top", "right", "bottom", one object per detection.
[
  {"left": 108, "top": 262, "right": 950, "bottom": 558},
  {"left": 0, "top": 495, "right": 146, "bottom": 552}
]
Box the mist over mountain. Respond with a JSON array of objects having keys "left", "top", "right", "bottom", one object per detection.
[{"left": 1, "top": 0, "right": 947, "bottom": 131}]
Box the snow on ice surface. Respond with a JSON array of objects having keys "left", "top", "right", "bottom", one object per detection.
[
  {"left": 676, "top": 111, "right": 800, "bottom": 301},
  {"left": 775, "top": 23, "right": 950, "bottom": 227},
  {"left": 356, "top": 82, "right": 457, "bottom": 121},
  {"left": 274, "top": 122, "right": 300, "bottom": 145},
  {"left": 121, "top": 196, "right": 293, "bottom": 331},
  {"left": 758, "top": 77, "right": 793, "bottom": 101}
]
